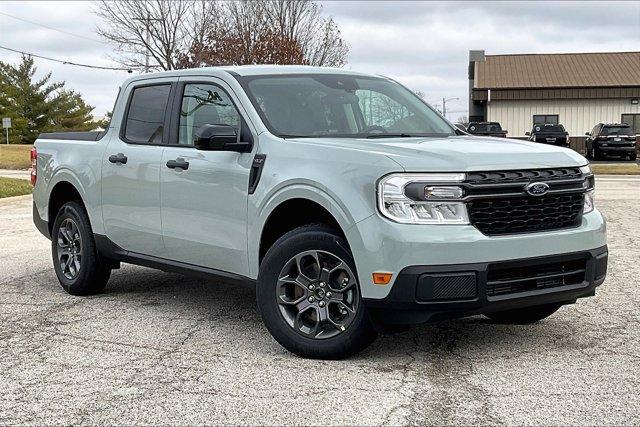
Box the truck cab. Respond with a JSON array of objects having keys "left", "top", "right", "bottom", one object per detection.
[{"left": 32, "top": 66, "right": 607, "bottom": 359}]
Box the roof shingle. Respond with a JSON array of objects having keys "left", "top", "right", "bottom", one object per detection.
[{"left": 475, "top": 52, "right": 640, "bottom": 89}]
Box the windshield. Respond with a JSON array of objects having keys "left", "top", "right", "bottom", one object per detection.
[
  {"left": 239, "top": 74, "right": 455, "bottom": 138},
  {"left": 602, "top": 126, "right": 633, "bottom": 136},
  {"left": 533, "top": 124, "right": 565, "bottom": 134}
]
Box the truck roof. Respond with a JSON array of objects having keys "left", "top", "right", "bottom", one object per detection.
[{"left": 121, "top": 65, "right": 376, "bottom": 86}]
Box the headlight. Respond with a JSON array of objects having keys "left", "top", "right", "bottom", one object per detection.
[
  {"left": 584, "top": 190, "right": 595, "bottom": 214},
  {"left": 377, "top": 173, "right": 470, "bottom": 224},
  {"left": 580, "top": 165, "right": 595, "bottom": 214}
]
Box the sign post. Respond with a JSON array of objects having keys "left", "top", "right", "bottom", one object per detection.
[{"left": 2, "top": 117, "right": 10, "bottom": 145}]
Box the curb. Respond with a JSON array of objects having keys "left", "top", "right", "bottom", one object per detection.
[{"left": 0, "top": 194, "right": 33, "bottom": 206}]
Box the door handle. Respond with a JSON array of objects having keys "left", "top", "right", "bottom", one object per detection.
[
  {"left": 108, "top": 153, "right": 128, "bottom": 164},
  {"left": 166, "top": 158, "right": 189, "bottom": 170}
]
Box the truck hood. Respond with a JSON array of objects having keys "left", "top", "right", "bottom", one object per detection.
[{"left": 287, "top": 135, "right": 587, "bottom": 171}]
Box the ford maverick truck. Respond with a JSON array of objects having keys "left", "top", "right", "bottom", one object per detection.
[{"left": 32, "top": 66, "right": 607, "bottom": 359}]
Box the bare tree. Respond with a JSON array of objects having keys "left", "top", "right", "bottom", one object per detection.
[
  {"left": 96, "top": 0, "right": 348, "bottom": 70},
  {"left": 180, "top": 0, "right": 349, "bottom": 68},
  {"left": 264, "top": 0, "right": 349, "bottom": 67},
  {"left": 456, "top": 115, "right": 469, "bottom": 124},
  {"left": 94, "top": 0, "right": 220, "bottom": 71}
]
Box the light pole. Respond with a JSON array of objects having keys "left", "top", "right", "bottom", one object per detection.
[{"left": 442, "top": 97, "right": 459, "bottom": 119}]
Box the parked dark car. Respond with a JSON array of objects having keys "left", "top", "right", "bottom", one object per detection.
[
  {"left": 466, "top": 122, "right": 508, "bottom": 137},
  {"left": 526, "top": 123, "right": 569, "bottom": 147},
  {"left": 585, "top": 123, "right": 637, "bottom": 161}
]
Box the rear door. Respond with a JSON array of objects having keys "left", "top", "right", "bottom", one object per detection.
[
  {"left": 101, "top": 79, "right": 174, "bottom": 256},
  {"left": 159, "top": 78, "right": 253, "bottom": 276}
]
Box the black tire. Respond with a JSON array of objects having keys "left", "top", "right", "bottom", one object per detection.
[
  {"left": 485, "top": 303, "right": 562, "bottom": 324},
  {"left": 593, "top": 148, "right": 601, "bottom": 161},
  {"left": 585, "top": 148, "right": 593, "bottom": 160},
  {"left": 51, "top": 201, "right": 111, "bottom": 296},
  {"left": 630, "top": 152, "right": 637, "bottom": 161},
  {"left": 257, "top": 224, "right": 377, "bottom": 359}
]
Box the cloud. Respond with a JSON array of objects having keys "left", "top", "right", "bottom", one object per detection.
[{"left": 0, "top": 1, "right": 638, "bottom": 118}]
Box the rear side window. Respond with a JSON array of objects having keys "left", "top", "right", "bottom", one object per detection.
[{"left": 123, "top": 84, "right": 171, "bottom": 144}]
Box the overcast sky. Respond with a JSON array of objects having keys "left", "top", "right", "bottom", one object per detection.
[{"left": 1, "top": 1, "right": 639, "bottom": 120}]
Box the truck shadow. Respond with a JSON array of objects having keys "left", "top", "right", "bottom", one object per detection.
[{"left": 103, "top": 266, "right": 575, "bottom": 361}]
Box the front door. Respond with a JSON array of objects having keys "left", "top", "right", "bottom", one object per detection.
[
  {"left": 160, "top": 79, "right": 253, "bottom": 276},
  {"left": 101, "top": 82, "right": 173, "bottom": 257}
]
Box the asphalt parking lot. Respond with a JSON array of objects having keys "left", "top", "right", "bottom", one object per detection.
[{"left": 1, "top": 176, "right": 639, "bottom": 425}]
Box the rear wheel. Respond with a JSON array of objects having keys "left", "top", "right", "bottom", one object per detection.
[
  {"left": 629, "top": 151, "right": 637, "bottom": 161},
  {"left": 257, "top": 225, "right": 377, "bottom": 359},
  {"left": 485, "top": 303, "right": 562, "bottom": 324},
  {"left": 52, "top": 201, "right": 111, "bottom": 296}
]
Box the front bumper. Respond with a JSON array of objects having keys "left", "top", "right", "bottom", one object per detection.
[
  {"left": 363, "top": 245, "right": 607, "bottom": 324},
  {"left": 347, "top": 208, "right": 606, "bottom": 300}
]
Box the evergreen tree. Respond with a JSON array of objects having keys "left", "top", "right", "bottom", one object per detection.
[{"left": 0, "top": 55, "right": 98, "bottom": 144}]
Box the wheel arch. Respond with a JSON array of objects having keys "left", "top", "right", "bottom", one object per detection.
[
  {"left": 249, "top": 184, "right": 362, "bottom": 278},
  {"left": 47, "top": 178, "right": 88, "bottom": 236}
]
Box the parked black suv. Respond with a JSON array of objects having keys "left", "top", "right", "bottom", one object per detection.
[
  {"left": 585, "top": 123, "right": 637, "bottom": 161},
  {"left": 466, "top": 122, "right": 508, "bottom": 137},
  {"left": 526, "top": 124, "right": 569, "bottom": 147}
]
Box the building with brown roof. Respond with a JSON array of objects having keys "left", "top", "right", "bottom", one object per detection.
[{"left": 468, "top": 50, "right": 640, "bottom": 138}]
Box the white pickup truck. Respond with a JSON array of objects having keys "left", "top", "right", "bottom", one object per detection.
[{"left": 32, "top": 66, "right": 607, "bottom": 359}]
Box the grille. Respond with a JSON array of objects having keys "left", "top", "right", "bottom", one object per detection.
[
  {"left": 487, "top": 258, "right": 587, "bottom": 297},
  {"left": 416, "top": 273, "right": 477, "bottom": 302},
  {"left": 466, "top": 167, "right": 582, "bottom": 185},
  {"left": 468, "top": 193, "right": 584, "bottom": 235}
]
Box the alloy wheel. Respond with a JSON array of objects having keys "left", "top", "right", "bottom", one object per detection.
[
  {"left": 276, "top": 250, "right": 360, "bottom": 339},
  {"left": 57, "top": 218, "right": 82, "bottom": 280}
]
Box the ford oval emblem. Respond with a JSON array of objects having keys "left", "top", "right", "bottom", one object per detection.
[{"left": 525, "top": 182, "right": 550, "bottom": 196}]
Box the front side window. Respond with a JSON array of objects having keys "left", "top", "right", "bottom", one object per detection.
[
  {"left": 178, "top": 83, "right": 240, "bottom": 146},
  {"left": 240, "top": 74, "right": 455, "bottom": 138},
  {"left": 124, "top": 84, "right": 171, "bottom": 144}
]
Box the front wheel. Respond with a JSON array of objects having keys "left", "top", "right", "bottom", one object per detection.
[
  {"left": 485, "top": 303, "right": 563, "bottom": 324},
  {"left": 257, "top": 225, "right": 377, "bottom": 359},
  {"left": 629, "top": 152, "right": 637, "bottom": 161}
]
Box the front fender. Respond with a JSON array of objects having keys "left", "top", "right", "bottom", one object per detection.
[{"left": 247, "top": 181, "right": 364, "bottom": 279}]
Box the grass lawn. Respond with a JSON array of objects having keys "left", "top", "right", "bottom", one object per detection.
[
  {"left": 591, "top": 163, "right": 640, "bottom": 175},
  {"left": 0, "top": 177, "right": 32, "bottom": 198},
  {"left": 0, "top": 144, "right": 32, "bottom": 170}
]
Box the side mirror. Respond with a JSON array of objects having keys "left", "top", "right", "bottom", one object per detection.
[
  {"left": 525, "top": 131, "right": 530, "bottom": 136},
  {"left": 585, "top": 132, "right": 590, "bottom": 136},
  {"left": 194, "top": 124, "right": 251, "bottom": 152}
]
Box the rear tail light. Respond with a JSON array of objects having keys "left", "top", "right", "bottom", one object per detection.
[{"left": 30, "top": 147, "right": 37, "bottom": 186}]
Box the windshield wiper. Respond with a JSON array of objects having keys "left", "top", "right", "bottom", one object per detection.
[{"left": 365, "top": 133, "right": 415, "bottom": 139}]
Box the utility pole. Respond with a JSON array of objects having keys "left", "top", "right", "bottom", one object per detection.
[
  {"left": 442, "top": 97, "right": 460, "bottom": 119},
  {"left": 133, "top": 13, "right": 157, "bottom": 73},
  {"left": 144, "top": 15, "right": 150, "bottom": 73}
]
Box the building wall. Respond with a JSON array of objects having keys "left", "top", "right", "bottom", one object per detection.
[{"left": 487, "top": 98, "right": 640, "bottom": 137}]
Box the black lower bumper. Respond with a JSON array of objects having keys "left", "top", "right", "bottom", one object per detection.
[
  {"left": 599, "top": 146, "right": 636, "bottom": 154},
  {"left": 364, "top": 246, "right": 608, "bottom": 324}
]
